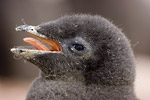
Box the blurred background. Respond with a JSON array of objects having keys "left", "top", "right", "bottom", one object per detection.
[{"left": 0, "top": 0, "right": 150, "bottom": 100}]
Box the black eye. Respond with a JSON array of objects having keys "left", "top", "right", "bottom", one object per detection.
[{"left": 72, "top": 44, "right": 84, "bottom": 51}]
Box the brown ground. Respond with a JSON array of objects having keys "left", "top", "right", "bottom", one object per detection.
[{"left": 0, "top": 55, "right": 150, "bottom": 100}]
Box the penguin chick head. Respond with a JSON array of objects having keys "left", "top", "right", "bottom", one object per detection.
[{"left": 11, "top": 14, "right": 135, "bottom": 86}]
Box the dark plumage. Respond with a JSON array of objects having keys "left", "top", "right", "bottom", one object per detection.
[{"left": 11, "top": 14, "right": 139, "bottom": 100}]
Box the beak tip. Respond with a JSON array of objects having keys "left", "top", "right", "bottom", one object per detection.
[
  {"left": 10, "top": 48, "right": 15, "bottom": 53},
  {"left": 15, "top": 27, "right": 20, "bottom": 31},
  {"left": 10, "top": 48, "right": 20, "bottom": 55},
  {"left": 15, "top": 25, "right": 26, "bottom": 31}
]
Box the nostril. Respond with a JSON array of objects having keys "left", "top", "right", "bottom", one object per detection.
[{"left": 18, "top": 50, "right": 24, "bottom": 53}]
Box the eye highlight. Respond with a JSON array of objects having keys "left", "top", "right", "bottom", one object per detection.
[{"left": 72, "top": 44, "right": 85, "bottom": 51}]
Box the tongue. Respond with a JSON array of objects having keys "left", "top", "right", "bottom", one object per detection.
[{"left": 23, "top": 37, "right": 49, "bottom": 51}]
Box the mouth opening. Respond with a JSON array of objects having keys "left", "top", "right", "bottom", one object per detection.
[{"left": 16, "top": 25, "right": 62, "bottom": 52}]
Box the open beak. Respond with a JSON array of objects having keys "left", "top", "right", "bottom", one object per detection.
[{"left": 11, "top": 25, "right": 62, "bottom": 58}]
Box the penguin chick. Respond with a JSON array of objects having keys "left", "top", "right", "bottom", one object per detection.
[{"left": 11, "top": 14, "right": 139, "bottom": 100}]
